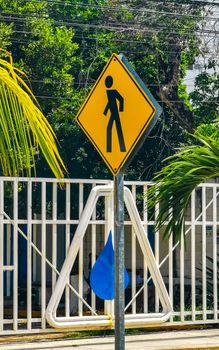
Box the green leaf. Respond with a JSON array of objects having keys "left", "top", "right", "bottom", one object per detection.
[{"left": 0, "top": 51, "right": 66, "bottom": 178}]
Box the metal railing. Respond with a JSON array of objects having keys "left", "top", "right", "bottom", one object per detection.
[{"left": 0, "top": 177, "right": 218, "bottom": 334}]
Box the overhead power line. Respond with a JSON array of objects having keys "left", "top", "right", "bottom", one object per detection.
[
  {"left": 20, "top": 0, "right": 219, "bottom": 15},
  {"left": 0, "top": 4, "right": 219, "bottom": 21},
  {"left": 9, "top": 30, "right": 204, "bottom": 47},
  {"left": 24, "top": 78, "right": 201, "bottom": 87},
  {"left": 1, "top": 14, "right": 219, "bottom": 37},
  {"left": 8, "top": 37, "right": 204, "bottom": 57},
  {"left": 169, "top": 0, "right": 219, "bottom": 4},
  {"left": 35, "top": 94, "right": 219, "bottom": 103}
]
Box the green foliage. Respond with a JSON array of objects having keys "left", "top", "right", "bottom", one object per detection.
[
  {"left": 0, "top": 23, "right": 13, "bottom": 49},
  {"left": 0, "top": 0, "right": 216, "bottom": 180},
  {"left": 0, "top": 51, "right": 65, "bottom": 178},
  {"left": 148, "top": 131, "right": 219, "bottom": 241},
  {"left": 148, "top": 58, "right": 218, "bottom": 240},
  {"left": 178, "top": 52, "right": 194, "bottom": 110},
  {"left": 190, "top": 62, "right": 219, "bottom": 126}
]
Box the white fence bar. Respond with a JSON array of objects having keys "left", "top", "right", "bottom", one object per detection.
[
  {"left": 13, "top": 180, "right": 18, "bottom": 331},
  {"left": 104, "top": 196, "right": 109, "bottom": 315},
  {"left": 65, "top": 183, "right": 70, "bottom": 317},
  {"left": 32, "top": 215, "right": 37, "bottom": 283},
  {"left": 109, "top": 192, "right": 114, "bottom": 317},
  {"left": 155, "top": 196, "right": 159, "bottom": 314},
  {"left": 27, "top": 181, "right": 32, "bottom": 330},
  {"left": 168, "top": 234, "right": 173, "bottom": 322},
  {"left": 91, "top": 183, "right": 97, "bottom": 314},
  {"left": 41, "top": 182, "right": 46, "bottom": 329},
  {"left": 180, "top": 231, "right": 185, "bottom": 322},
  {"left": 104, "top": 192, "right": 114, "bottom": 315},
  {"left": 52, "top": 183, "right": 57, "bottom": 292},
  {"left": 131, "top": 185, "right": 136, "bottom": 314},
  {"left": 202, "top": 186, "right": 207, "bottom": 321},
  {"left": 191, "top": 190, "right": 196, "bottom": 322},
  {"left": 143, "top": 185, "right": 148, "bottom": 314},
  {"left": 213, "top": 186, "right": 217, "bottom": 321},
  {"left": 78, "top": 183, "right": 84, "bottom": 317},
  {"left": 6, "top": 224, "right": 11, "bottom": 296}
]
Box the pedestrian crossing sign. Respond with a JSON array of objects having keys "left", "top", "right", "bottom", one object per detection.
[{"left": 75, "top": 53, "right": 162, "bottom": 176}]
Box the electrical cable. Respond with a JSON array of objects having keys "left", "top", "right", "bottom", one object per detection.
[
  {"left": 17, "top": 0, "right": 219, "bottom": 5},
  {"left": 14, "top": 0, "right": 219, "bottom": 18},
  {"left": 1, "top": 15, "right": 219, "bottom": 38},
  {"left": 1, "top": 9, "right": 219, "bottom": 21},
  {"left": 10, "top": 30, "right": 201, "bottom": 50},
  {"left": 8, "top": 37, "right": 205, "bottom": 58},
  {"left": 0, "top": 6, "right": 219, "bottom": 21},
  {"left": 24, "top": 78, "right": 200, "bottom": 87},
  {"left": 34, "top": 94, "right": 218, "bottom": 103}
]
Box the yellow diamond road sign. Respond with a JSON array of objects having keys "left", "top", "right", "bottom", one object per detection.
[{"left": 75, "top": 53, "right": 162, "bottom": 176}]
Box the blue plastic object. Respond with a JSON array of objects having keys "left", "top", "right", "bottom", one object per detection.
[{"left": 90, "top": 231, "right": 129, "bottom": 300}]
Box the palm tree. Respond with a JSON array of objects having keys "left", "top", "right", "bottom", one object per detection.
[
  {"left": 0, "top": 50, "right": 65, "bottom": 178},
  {"left": 148, "top": 131, "right": 219, "bottom": 242}
]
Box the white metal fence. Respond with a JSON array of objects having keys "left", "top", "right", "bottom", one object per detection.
[{"left": 0, "top": 176, "right": 219, "bottom": 334}]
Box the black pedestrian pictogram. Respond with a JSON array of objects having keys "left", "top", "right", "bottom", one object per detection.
[{"left": 103, "top": 75, "right": 126, "bottom": 153}]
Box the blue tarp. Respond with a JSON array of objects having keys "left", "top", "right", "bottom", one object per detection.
[{"left": 90, "top": 232, "right": 129, "bottom": 300}]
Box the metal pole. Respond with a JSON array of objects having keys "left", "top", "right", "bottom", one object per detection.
[{"left": 114, "top": 171, "right": 125, "bottom": 350}]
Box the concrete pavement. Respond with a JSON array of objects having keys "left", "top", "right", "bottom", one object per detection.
[{"left": 1, "top": 329, "right": 219, "bottom": 349}]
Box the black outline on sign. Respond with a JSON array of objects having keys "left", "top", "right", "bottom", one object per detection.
[{"left": 75, "top": 53, "right": 156, "bottom": 176}]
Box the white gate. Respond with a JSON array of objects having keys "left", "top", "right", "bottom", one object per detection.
[{"left": 0, "top": 177, "right": 218, "bottom": 334}]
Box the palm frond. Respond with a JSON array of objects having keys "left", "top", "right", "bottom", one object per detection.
[
  {"left": 0, "top": 51, "right": 66, "bottom": 178},
  {"left": 148, "top": 132, "right": 219, "bottom": 242}
]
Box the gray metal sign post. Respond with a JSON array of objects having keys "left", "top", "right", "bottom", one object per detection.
[{"left": 114, "top": 171, "right": 125, "bottom": 350}]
